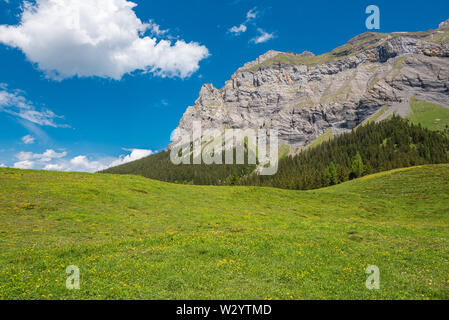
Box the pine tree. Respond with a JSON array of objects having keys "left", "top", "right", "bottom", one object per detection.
[
  {"left": 102, "top": 117, "right": 449, "bottom": 191},
  {"left": 324, "top": 162, "right": 339, "bottom": 185},
  {"left": 350, "top": 151, "right": 364, "bottom": 179}
]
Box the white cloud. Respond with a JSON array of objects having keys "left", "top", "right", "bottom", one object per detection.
[
  {"left": 228, "top": 7, "right": 258, "bottom": 36},
  {"left": 16, "top": 152, "right": 33, "bottom": 161},
  {"left": 147, "top": 19, "right": 169, "bottom": 37},
  {"left": 63, "top": 155, "right": 109, "bottom": 172},
  {"left": 16, "top": 149, "right": 67, "bottom": 162},
  {"left": 246, "top": 8, "right": 258, "bottom": 20},
  {"left": 41, "top": 148, "right": 153, "bottom": 173},
  {"left": 22, "top": 134, "right": 35, "bottom": 144},
  {"left": 0, "top": 85, "right": 68, "bottom": 127},
  {"left": 109, "top": 148, "right": 153, "bottom": 167},
  {"left": 0, "top": 163, "right": 6, "bottom": 167},
  {"left": 13, "top": 160, "right": 34, "bottom": 169},
  {"left": 43, "top": 163, "right": 64, "bottom": 171},
  {"left": 229, "top": 24, "right": 247, "bottom": 35},
  {"left": 41, "top": 149, "right": 68, "bottom": 161},
  {"left": 0, "top": 0, "right": 209, "bottom": 80},
  {"left": 251, "top": 28, "right": 275, "bottom": 44},
  {"left": 11, "top": 148, "right": 153, "bottom": 172}
]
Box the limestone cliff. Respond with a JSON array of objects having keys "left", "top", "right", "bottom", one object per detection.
[{"left": 171, "top": 19, "right": 449, "bottom": 153}]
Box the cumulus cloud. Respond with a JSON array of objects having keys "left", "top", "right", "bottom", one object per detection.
[
  {"left": 22, "top": 135, "right": 35, "bottom": 144},
  {"left": 0, "top": 0, "right": 209, "bottom": 80},
  {"left": 228, "top": 7, "right": 258, "bottom": 35},
  {"left": 229, "top": 24, "right": 247, "bottom": 35},
  {"left": 15, "top": 148, "right": 155, "bottom": 173},
  {"left": 62, "top": 155, "right": 109, "bottom": 172},
  {"left": 251, "top": 28, "right": 275, "bottom": 44},
  {"left": 42, "top": 163, "right": 64, "bottom": 171},
  {"left": 16, "top": 149, "right": 67, "bottom": 162},
  {"left": 13, "top": 149, "right": 66, "bottom": 170},
  {"left": 147, "top": 19, "right": 169, "bottom": 37},
  {"left": 14, "top": 160, "right": 34, "bottom": 169},
  {"left": 108, "top": 148, "right": 153, "bottom": 167},
  {"left": 0, "top": 85, "right": 68, "bottom": 127},
  {"left": 0, "top": 163, "right": 6, "bottom": 167}
]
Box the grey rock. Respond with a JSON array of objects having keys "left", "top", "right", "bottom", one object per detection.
[
  {"left": 171, "top": 19, "right": 449, "bottom": 152},
  {"left": 439, "top": 19, "right": 449, "bottom": 30}
]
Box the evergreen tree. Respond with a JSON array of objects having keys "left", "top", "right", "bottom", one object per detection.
[
  {"left": 324, "top": 162, "right": 339, "bottom": 185},
  {"left": 350, "top": 151, "right": 364, "bottom": 179},
  {"left": 102, "top": 117, "right": 449, "bottom": 191}
]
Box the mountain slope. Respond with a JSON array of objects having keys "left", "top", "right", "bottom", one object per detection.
[
  {"left": 103, "top": 117, "right": 449, "bottom": 188},
  {"left": 407, "top": 97, "right": 449, "bottom": 131},
  {"left": 240, "top": 116, "right": 449, "bottom": 189},
  {"left": 1, "top": 165, "right": 449, "bottom": 299},
  {"left": 102, "top": 147, "right": 256, "bottom": 185},
  {"left": 171, "top": 19, "right": 449, "bottom": 153}
]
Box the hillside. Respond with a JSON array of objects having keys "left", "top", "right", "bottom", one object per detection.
[
  {"left": 102, "top": 146, "right": 256, "bottom": 186},
  {"left": 240, "top": 116, "right": 449, "bottom": 189},
  {"left": 1, "top": 165, "right": 449, "bottom": 299},
  {"left": 408, "top": 97, "right": 449, "bottom": 131},
  {"left": 103, "top": 117, "right": 449, "bottom": 189}
]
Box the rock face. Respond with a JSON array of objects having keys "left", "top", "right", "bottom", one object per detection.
[
  {"left": 171, "top": 20, "right": 449, "bottom": 152},
  {"left": 439, "top": 18, "right": 449, "bottom": 30}
]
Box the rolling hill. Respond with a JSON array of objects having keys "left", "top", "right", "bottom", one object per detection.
[{"left": 1, "top": 164, "right": 448, "bottom": 299}]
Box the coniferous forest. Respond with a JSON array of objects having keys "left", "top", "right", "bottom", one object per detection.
[
  {"left": 102, "top": 116, "right": 449, "bottom": 190},
  {"left": 102, "top": 146, "right": 257, "bottom": 186}
]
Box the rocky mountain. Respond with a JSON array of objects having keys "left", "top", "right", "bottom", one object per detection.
[{"left": 171, "top": 19, "right": 449, "bottom": 153}]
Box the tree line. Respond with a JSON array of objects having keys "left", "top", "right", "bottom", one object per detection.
[
  {"left": 239, "top": 116, "right": 449, "bottom": 189},
  {"left": 102, "top": 116, "right": 449, "bottom": 190}
]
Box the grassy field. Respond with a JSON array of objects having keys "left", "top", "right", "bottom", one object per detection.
[
  {"left": 408, "top": 97, "right": 449, "bottom": 131},
  {"left": 0, "top": 165, "right": 448, "bottom": 300}
]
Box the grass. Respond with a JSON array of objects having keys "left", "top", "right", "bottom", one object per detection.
[
  {"left": 425, "top": 29, "right": 449, "bottom": 45},
  {"left": 244, "top": 27, "right": 446, "bottom": 73},
  {"left": 408, "top": 97, "right": 449, "bottom": 131},
  {"left": 248, "top": 52, "right": 336, "bottom": 72},
  {"left": 278, "top": 144, "right": 290, "bottom": 159},
  {"left": 356, "top": 105, "right": 388, "bottom": 129},
  {"left": 303, "top": 129, "right": 334, "bottom": 151},
  {"left": 0, "top": 164, "right": 448, "bottom": 300},
  {"left": 245, "top": 32, "right": 410, "bottom": 72},
  {"left": 364, "top": 106, "right": 387, "bottom": 125},
  {"left": 245, "top": 33, "right": 389, "bottom": 72}
]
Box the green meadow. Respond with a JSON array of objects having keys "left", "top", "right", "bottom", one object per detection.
[
  {"left": 0, "top": 165, "right": 448, "bottom": 300},
  {"left": 408, "top": 97, "right": 449, "bottom": 131}
]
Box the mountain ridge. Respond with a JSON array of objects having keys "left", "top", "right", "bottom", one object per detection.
[{"left": 170, "top": 18, "right": 449, "bottom": 153}]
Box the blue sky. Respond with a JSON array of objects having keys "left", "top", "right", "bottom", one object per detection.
[{"left": 0, "top": 0, "right": 448, "bottom": 171}]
